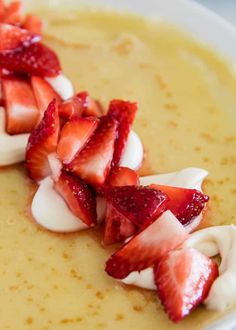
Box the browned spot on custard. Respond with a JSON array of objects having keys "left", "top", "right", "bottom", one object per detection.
[
  {"left": 96, "top": 291, "right": 104, "bottom": 300},
  {"left": 133, "top": 304, "right": 144, "bottom": 312},
  {"left": 25, "top": 317, "right": 33, "bottom": 325},
  {"left": 69, "top": 269, "right": 83, "bottom": 280},
  {"left": 45, "top": 34, "right": 90, "bottom": 49},
  {"left": 115, "top": 313, "right": 124, "bottom": 320},
  {"left": 60, "top": 317, "right": 83, "bottom": 324}
]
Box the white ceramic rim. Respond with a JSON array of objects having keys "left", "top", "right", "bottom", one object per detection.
[{"left": 24, "top": 0, "right": 236, "bottom": 329}]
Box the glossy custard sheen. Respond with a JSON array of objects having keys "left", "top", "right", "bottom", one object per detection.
[{"left": 0, "top": 8, "right": 236, "bottom": 330}]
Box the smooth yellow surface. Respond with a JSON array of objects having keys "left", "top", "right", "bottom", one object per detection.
[{"left": 0, "top": 9, "right": 236, "bottom": 330}]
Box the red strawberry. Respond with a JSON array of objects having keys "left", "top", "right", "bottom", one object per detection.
[
  {"left": 67, "top": 115, "right": 118, "bottom": 186},
  {"left": 103, "top": 201, "right": 138, "bottom": 245},
  {"left": 107, "top": 166, "right": 140, "bottom": 187},
  {"left": 0, "top": 42, "right": 61, "bottom": 77},
  {"left": 59, "top": 93, "right": 84, "bottom": 120},
  {"left": 154, "top": 248, "right": 219, "bottom": 322},
  {"left": 3, "top": 1, "right": 22, "bottom": 25},
  {"left": 0, "top": 0, "right": 5, "bottom": 21},
  {"left": 2, "top": 75, "right": 39, "bottom": 134},
  {"left": 23, "top": 14, "right": 43, "bottom": 35},
  {"left": 105, "top": 185, "right": 167, "bottom": 229},
  {"left": 54, "top": 170, "right": 97, "bottom": 227},
  {"left": 57, "top": 116, "right": 99, "bottom": 164},
  {"left": 105, "top": 210, "right": 188, "bottom": 279},
  {"left": 59, "top": 91, "right": 103, "bottom": 120},
  {"left": 25, "top": 99, "right": 59, "bottom": 180},
  {"left": 108, "top": 100, "right": 137, "bottom": 166},
  {"left": 150, "top": 184, "right": 209, "bottom": 226},
  {"left": 31, "top": 76, "right": 61, "bottom": 120},
  {"left": 0, "top": 23, "right": 40, "bottom": 52}
]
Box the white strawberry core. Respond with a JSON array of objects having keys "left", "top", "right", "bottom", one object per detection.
[{"left": 120, "top": 130, "right": 143, "bottom": 170}]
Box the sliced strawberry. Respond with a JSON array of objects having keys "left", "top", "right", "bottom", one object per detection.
[
  {"left": 3, "top": 1, "right": 22, "bottom": 25},
  {"left": 107, "top": 166, "right": 140, "bottom": 187},
  {"left": 108, "top": 100, "right": 137, "bottom": 166},
  {"left": 0, "top": 42, "right": 61, "bottom": 77},
  {"left": 59, "top": 93, "right": 84, "bottom": 120},
  {"left": 0, "top": 0, "right": 5, "bottom": 21},
  {"left": 105, "top": 211, "right": 188, "bottom": 279},
  {"left": 31, "top": 76, "right": 61, "bottom": 120},
  {"left": 57, "top": 116, "right": 99, "bottom": 164},
  {"left": 54, "top": 170, "right": 97, "bottom": 227},
  {"left": 154, "top": 248, "right": 218, "bottom": 322},
  {"left": 103, "top": 201, "right": 137, "bottom": 245},
  {"left": 0, "top": 23, "right": 40, "bottom": 52},
  {"left": 2, "top": 75, "right": 39, "bottom": 134},
  {"left": 23, "top": 14, "right": 43, "bottom": 35},
  {"left": 59, "top": 91, "right": 103, "bottom": 120},
  {"left": 25, "top": 99, "right": 59, "bottom": 181},
  {"left": 105, "top": 185, "right": 167, "bottom": 229},
  {"left": 67, "top": 115, "right": 118, "bottom": 186},
  {"left": 150, "top": 184, "right": 209, "bottom": 226}
]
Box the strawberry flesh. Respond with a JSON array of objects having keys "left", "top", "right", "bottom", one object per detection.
[
  {"left": 31, "top": 76, "right": 61, "bottom": 120},
  {"left": 23, "top": 14, "right": 43, "bottom": 35},
  {"left": 57, "top": 116, "right": 99, "bottom": 164},
  {"left": 0, "top": 23, "right": 40, "bottom": 52},
  {"left": 105, "top": 185, "right": 167, "bottom": 229},
  {"left": 107, "top": 166, "right": 140, "bottom": 187},
  {"left": 154, "top": 248, "right": 219, "bottom": 322},
  {"left": 103, "top": 201, "right": 137, "bottom": 245},
  {"left": 150, "top": 184, "right": 209, "bottom": 226},
  {"left": 26, "top": 99, "right": 59, "bottom": 180},
  {"left": 2, "top": 75, "right": 39, "bottom": 134},
  {"left": 54, "top": 170, "right": 97, "bottom": 227},
  {"left": 2, "top": 1, "right": 22, "bottom": 25},
  {"left": 0, "top": 42, "right": 61, "bottom": 77},
  {"left": 105, "top": 210, "right": 188, "bottom": 279},
  {"left": 67, "top": 115, "right": 118, "bottom": 186},
  {"left": 108, "top": 99, "right": 137, "bottom": 166}
]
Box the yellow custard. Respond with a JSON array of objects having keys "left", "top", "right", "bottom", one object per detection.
[{"left": 0, "top": 8, "right": 236, "bottom": 330}]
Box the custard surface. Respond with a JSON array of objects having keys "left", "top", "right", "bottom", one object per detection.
[{"left": 0, "top": 8, "right": 236, "bottom": 330}]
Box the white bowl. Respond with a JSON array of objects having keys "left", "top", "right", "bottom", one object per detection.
[{"left": 25, "top": 0, "right": 236, "bottom": 329}]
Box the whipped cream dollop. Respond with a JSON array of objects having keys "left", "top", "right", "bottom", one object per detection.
[
  {"left": 121, "top": 167, "right": 208, "bottom": 288},
  {"left": 46, "top": 74, "right": 74, "bottom": 100},
  {"left": 0, "top": 108, "right": 29, "bottom": 165},
  {"left": 184, "top": 225, "right": 236, "bottom": 311},
  {"left": 120, "top": 130, "right": 143, "bottom": 170},
  {"left": 32, "top": 176, "right": 88, "bottom": 232}
]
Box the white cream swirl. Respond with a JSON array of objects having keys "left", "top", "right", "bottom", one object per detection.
[{"left": 184, "top": 225, "right": 236, "bottom": 311}]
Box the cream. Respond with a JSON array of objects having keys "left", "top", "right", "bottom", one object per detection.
[
  {"left": 31, "top": 176, "right": 88, "bottom": 232},
  {"left": 45, "top": 74, "right": 74, "bottom": 100},
  {"left": 0, "top": 108, "right": 29, "bottom": 166},
  {"left": 119, "top": 130, "right": 143, "bottom": 170},
  {"left": 184, "top": 225, "right": 236, "bottom": 311}
]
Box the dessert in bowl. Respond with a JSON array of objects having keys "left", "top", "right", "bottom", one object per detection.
[{"left": 0, "top": 0, "right": 235, "bottom": 329}]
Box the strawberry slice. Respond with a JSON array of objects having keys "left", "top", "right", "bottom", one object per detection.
[
  {"left": 108, "top": 100, "right": 137, "bottom": 166},
  {"left": 31, "top": 76, "right": 61, "bottom": 120},
  {"left": 23, "top": 14, "right": 43, "bottom": 35},
  {"left": 67, "top": 115, "right": 118, "bottom": 186},
  {"left": 2, "top": 75, "right": 39, "bottom": 134},
  {"left": 105, "top": 185, "right": 167, "bottom": 229},
  {"left": 26, "top": 99, "right": 59, "bottom": 181},
  {"left": 103, "top": 201, "right": 137, "bottom": 245},
  {"left": 3, "top": 1, "right": 22, "bottom": 25},
  {"left": 154, "top": 248, "right": 218, "bottom": 322},
  {"left": 54, "top": 170, "right": 97, "bottom": 227},
  {"left": 150, "top": 184, "right": 209, "bottom": 226},
  {"left": 0, "top": 42, "right": 61, "bottom": 77},
  {"left": 59, "top": 91, "right": 103, "bottom": 120},
  {"left": 0, "top": 23, "right": 40, "bottom": 52},
  {"left": 105, "top": 210, "right": 188, "bottom": 279},
  {"left": 107, "top": 166, "right": 140, "bottom": 187},
  {"left": 57, "top": 116, "right": 99, "bottom": 164},
  {"left": 0, "top": 0, "right": 5, "bottom": 21},
  {"left": 59, "top": 93, "right": 84, "bottom": 120}
]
